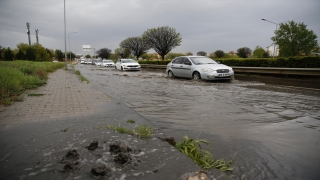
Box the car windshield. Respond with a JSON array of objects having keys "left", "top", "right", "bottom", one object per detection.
[
  {"left": 122, "top": 59, "right": 136, "bottom": 63},
  {"left": 105, "top": 60, "right": 113, "bottom": 63},
  {"left": 189, "top": 57, "right": 218, "bottom": 64},
  {"left": 95, "top": 60, "right": 102, "bottom": 62}
]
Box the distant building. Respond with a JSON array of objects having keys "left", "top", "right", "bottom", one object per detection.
[{"left": 266, "top": 45, "right": 279, "bottom": 57}]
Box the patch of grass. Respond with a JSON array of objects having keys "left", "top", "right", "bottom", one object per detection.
[
  {"left": 127, "top": 119, "right": 135, "bottom": 124},
  {"left": 134, "top": 124, "right": 154, "bottom": 138},
  {"left": 74, "top": 70, "right": 89, "bottom": 83},
  {"left": 0, "top": 61, "right": 64, "bottom": 105},
  {"left": 107, "top": 124, "right": 153, "bottom": 137},
  {"left": 28, "top": 93, "right": 45, "bottom": 96},
  {"left": 60, "top": 128, "right": 68, "bottom": 132},
  {"left": 175, "top": 136, "right": 234, "bottom": 171}
]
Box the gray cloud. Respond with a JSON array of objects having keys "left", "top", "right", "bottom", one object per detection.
[{"left": 1, "top": 0, "right": 319, "bottom": 56}]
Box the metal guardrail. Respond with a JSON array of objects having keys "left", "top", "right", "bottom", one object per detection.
[{"left": 140, "top": 64, "right": 320, "bottom": 76}]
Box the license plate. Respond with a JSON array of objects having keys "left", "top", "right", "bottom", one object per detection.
[{"left": 219, "top": 73, "right": 229, "bottom": 77}]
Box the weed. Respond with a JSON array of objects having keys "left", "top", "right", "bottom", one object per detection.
[
  {"left": 127, "top": 119, "right": 135, "bottom": 124},
  {"left": 74, "top": 70, "right": 89, "bottom": 83},
  {"left": 134, "top": 125, "right": 154, "bottom": 138},
  {"left": 60, "top": 128, "right": 68, "bottom": 132},
  {"left": 107, "top": 124, "right": 153, "bottom": 138},
  {"left": 175, "top": 136, "right": 234, "bottom": 171}
]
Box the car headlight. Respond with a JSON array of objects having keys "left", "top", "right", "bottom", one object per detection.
[{"left": 202, "top": 67, "right": 214, "bottom": 72}]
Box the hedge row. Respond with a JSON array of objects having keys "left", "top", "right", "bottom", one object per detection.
[{"left": 139, "top": 56, "right": 320, "bottom": 68}]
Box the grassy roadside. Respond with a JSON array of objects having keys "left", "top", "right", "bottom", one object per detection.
[{"left": 0, "top": 60, "right": 65, "bottom": 105}]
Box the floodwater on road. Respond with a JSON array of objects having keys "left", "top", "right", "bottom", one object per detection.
[{"left": 77, "top": 64, "right": 320, "bottom": 180}]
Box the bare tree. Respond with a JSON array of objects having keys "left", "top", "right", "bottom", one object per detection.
[
  {"left": 142, "top": 26, "right": 182, "bottom": 60},
  {"left": 197, "top": 51, "right": 207, "bottom": 56},
  {"left": 114, "top": 47, "right": 130, "bottom": 58},
  {"left": 96, "top": 48, "right": 112, "bottom": 59},
  {"left": 119, "top": 37, "right": 150, "bottom": 60},
  {"left": 214, "top": 50, "right": 225, "bottom": 58}
]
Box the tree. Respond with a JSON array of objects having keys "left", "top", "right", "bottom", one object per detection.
[
  {"left": 85, "top": 54, "right": 91, "bottom": 58},
  {"left": 142, "top": 26, "right": 182, "bottom": 60},
  {"left": 4, "top": 47, "right": 14, "bottom": 61},
  {"left": 271, "top": 21, "right": 318, "bottom": 56},
  {"left": 0, "top": 45, "right": 3, "bottom": 60},
  {"left": 237, "top": 47, "right": 252, "bottom": 58},
  {"left": 252, "top": 46, "right": 267, "bottom": 58},
  {"left": 120, "top": 37, "right": 150, "bottom": 60},
  {"left": 32, "top": 43, "right": 51, "bottom": 61},
  {"left": 16, "top": 43, "right": 29, "bottom": 56},
  {"left": 26, "top": 47, "right": 36, "bottom": 61},
  {"left": 186, "top": 52, "right": 193, "bottom": 56},
  {"left": 114, "top": 47, "right": 131, "bottom": 58},
  {"left": 55, "top": 50, "right": 64, "bottom": 61},
  {"left": 16, "top": 49, "right": 25, "bottom": 60},
  {"left": 96, "top": 48, "right": 112, "bottom": 59},
  {"left": 214, "top": 50, "right": 225, "bottom": 58},
  {"left": 197, "top": 51, "right": 207, "bottom": 56}
]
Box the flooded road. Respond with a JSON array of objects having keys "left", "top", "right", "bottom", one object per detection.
[{"left": 76, "top": 64, "right": 320, "bottom": 180}]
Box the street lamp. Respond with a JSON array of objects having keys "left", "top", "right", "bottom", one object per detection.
[
  {"left": 262, "top": 18, "right": 291, "bottom": 58},
  {"left": 68, "top": 31, "right": 77, "bottom": 61}
]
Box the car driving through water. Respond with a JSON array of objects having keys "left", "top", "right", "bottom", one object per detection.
[{"left": 166, "top": 56, "right": 234, "bottom": 81}]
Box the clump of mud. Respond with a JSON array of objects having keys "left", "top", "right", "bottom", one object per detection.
[
  {"left": 110, "top": 141, "right": 139, "bottom": 167},
  {"left": 158, "top": 136, "right": 176, "bottom": 146},
  {"left": 110, "top": 141, "right": 132, "bottom": 154},
  {"left": 60, "top": 149, "right": 80, "bottom": 172},
  {"left": 64, "top": 161, "right": 80, "bottom": 172},
  {"left": 86, "top": 140, "right": 99, "bottom": 150},
  {"left": 60, "top": 149, "right": 79, "bottom": 162},
  {"left": 91, "top": 164, "right": 112, "bottom": 176}
]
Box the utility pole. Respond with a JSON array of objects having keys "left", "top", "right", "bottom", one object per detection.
[
  {"left": 35, "top": 28, "right": 39, "bottom": 44},
  {"left": 26, "top": 22, "right": 31, "bottom": 46}
]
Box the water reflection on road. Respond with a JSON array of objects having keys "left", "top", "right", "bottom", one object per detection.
[{"left": 77, "top": 65, "right": 320, "bottom": 180}]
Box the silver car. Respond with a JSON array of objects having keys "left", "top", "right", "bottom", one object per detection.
[{"left": 166, "top": 56, "right": 234, "bottom": 81}]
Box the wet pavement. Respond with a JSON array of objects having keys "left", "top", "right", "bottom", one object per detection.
[
  {"left": 0, "top": 66, "right": 229, "bottom": 180},
  {"left": 77, "top": 64, "right": 320, "bottom": 180}
]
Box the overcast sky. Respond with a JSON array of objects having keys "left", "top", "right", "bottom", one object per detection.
[{"left": 0, "top": 0, "right": 319, "bottom": 56}]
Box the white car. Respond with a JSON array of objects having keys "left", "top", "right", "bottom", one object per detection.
[
  {"left": 166, "top": 56, "right": 234, "bottom": 81},
  {"left": 115, "top": 59, "right": 141, "bottom": 71},
  {"left": 101, "top": 60, "right": 115, "bottom": 67},
  {"left": 93, "top": 59, "right": 102, "bottom": 66},
  {"left": 80, "top": 59, "right": 85, "bottom": 64}
]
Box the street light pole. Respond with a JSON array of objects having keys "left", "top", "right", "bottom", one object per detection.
[
  {"left": 64, "top": 0, "right": 67, "bottom": 68},
  {"left": 68, "top": 31, "right": 77, "bottom": 62}
]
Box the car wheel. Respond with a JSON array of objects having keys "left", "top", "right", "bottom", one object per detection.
[
  {"left": 168, "top": 70, "right": 174, "bottom": 78},
  {"left": 192, "top": 72, "right": 201, "bottom": 80}
]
